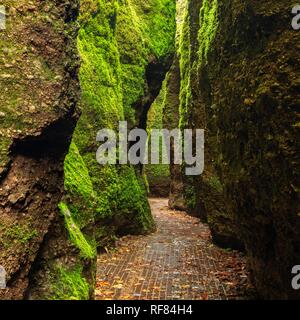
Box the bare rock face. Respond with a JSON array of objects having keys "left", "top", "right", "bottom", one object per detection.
[{"left": 0, "top": 0, "right": 80, "bottom": 299}]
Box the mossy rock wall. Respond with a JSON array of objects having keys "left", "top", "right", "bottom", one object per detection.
[
  {"left": 175, "top": 0, "right": 300, "bottom": 298},
  {"left": 164, "top": 0, "right": 242, "bottom": 249},
  {"left": 0, "top": 0, "right": 81, "bottom": 299},
  {"left": 60, "top": 0, "right": 176, "bottom": 296},
  {"left": 163, "top": 56, "right": 185, "bottom": 209},
  {"left": 0, "top": 0, "right": 176, "bottom": 300},
  {"left": 191, "top": 0, "right": 242, "bottom": 247},
  {"left": 207, "top": 0, "right": 300, "bottom": 299}
]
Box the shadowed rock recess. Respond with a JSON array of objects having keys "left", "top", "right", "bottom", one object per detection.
[{"left": 0, "top": 0, "right": 299, "bottom": 300}]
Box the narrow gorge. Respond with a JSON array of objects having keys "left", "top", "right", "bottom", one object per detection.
[{"left": 0, "top": 0, "right": 299, "bottom": 301}]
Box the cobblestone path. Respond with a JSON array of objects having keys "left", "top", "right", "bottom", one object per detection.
[{"left": 96, "top": 198, "right": 254, "bottom": 300}]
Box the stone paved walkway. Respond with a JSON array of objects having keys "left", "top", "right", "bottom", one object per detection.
[{"left": 96, "top": 198, "right": 254, "bottom": 300}]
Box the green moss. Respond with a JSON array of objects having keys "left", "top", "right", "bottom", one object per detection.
[
  {"left": 0, "top": 137, "right": 11, "bottom": 174},
  {"left": 64, "top": 143, "right": 94, "bottom": 199},
  {"left": 118, "top": 167, "right": 155, "bottom": 232},
  {"left": 175, "top": 0, "right": 220, "bottom": 212},
  {"left": 63, "top": 0, "right": 175, "bottom": 250},
  {"left": 143, "top": 172, "right": 150, "bottom": 194},
  {"left": 0, "top": 223, "right": 37, "bottom": 248},
  {"left": 178, "top": 2, "right": 192, "bottom": 129},
  {"left": 95, "top": 165, "right": 155, "bottom": 235},
  {"left": 185, "top": 183, "right": 196, "bottom": 209},
  {"left": 59, "top": 202, "right": 96, "bottom": 260},
  {"left": 145, "top": 81, "right": 170, "bottom": 190},
  {"left": 51, "top": 265, "right": 90, "bottom": 300},
  {"left": 178, "top": 0, "right": 219, "bottom": 128},
  {"left": 198, "top": 0, "right": 219, "bottom": 65},
  {"left": 128, "top": 0, "right": 176, "bottom": 58},
  {"left": 208, "top": 175, "right": 223, "bottom": 193},
  {"left": 64, "top": 142, "right": 96, "bottom": 227},
  {"left": 147, "top": 80, "right": 167, "bottom": 130},
  {"left": 117, "top": 0, "right": 176, "bottom": 125}
]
